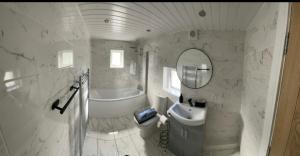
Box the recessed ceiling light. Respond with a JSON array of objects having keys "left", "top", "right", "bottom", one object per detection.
[
  {"left": 146, "top": 29, "right": 151, "bottom": 32},
  {"left": 198, "top": 10, "right": 206, "bottom": 17},
  {"left": 104, "top": 18, "right": 110, "bottom": 23}
]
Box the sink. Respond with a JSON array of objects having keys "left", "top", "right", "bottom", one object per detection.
[{"left": 167, "top": 102, "right": 207, "bottom": 126}]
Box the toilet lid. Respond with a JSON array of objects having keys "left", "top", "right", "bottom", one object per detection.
[{"left": 134, "top": 116, "right": 159, "bottom": 128}]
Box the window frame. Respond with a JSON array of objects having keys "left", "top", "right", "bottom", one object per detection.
[
  {"left": 163, "top": 67, "right": 181, "bottom": 97},
  {"left": 57, "top": 50, "right": 74, "bottom": 69},
  {"left": 3, "top": 71, "right": 22, "bottom": 92},
  {"left": 110, "top": 49, "right": 124, "bottom": 68}
]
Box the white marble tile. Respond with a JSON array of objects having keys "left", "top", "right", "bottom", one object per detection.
[
  {"left": 82, "top": 136, "right": 97, "bottom": 156},
  {"left": 130, "top": 134, "right": 162, "bottom": 156},
  {"left": 86, "top": 107, "right": 212, "bottom": 156},
  {"left": 86, "top": 131, "right": 98, "bottom": 139},
  {"left": 98, "top": 139, "right": 118, "bottom": 156},
  {"left": 98, "top": 131, "right": 115, "bottom": 141},
  {"left": 127, "top": 126, "right": 141, "bottom": 136},
  {"left": 90, "top": 39, "right": 141, "bottom": 90},
  {"left": 115, "top": 136, "right": 139, "bottom": 156},
  {"left": 0, "top": 3, "right": 90, "bottom": 156},
  {"left": 84, "top": 117, "right": 175, "bottom": 156},
  {"left": 240, "top": 3, "right": 279, "bottom": 156},
  {"left": 113, "top": 128, "right": 130, "bottom": 139},
  {"left": 0, "top": 128, "right": 9, "bottom": 156}
]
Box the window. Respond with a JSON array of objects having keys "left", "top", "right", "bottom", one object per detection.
[
  {"left": 163, "top": 67, "right": 181, "bottom": 96},
  {"left": 58, "top": 50, "right": 73, "bottom": 68},
  {"left": 3, "top": 71, "right": 22, "bottom": 92},
  {"left": 170, "top": 70, "right": 181, "bottom": 90},
  {"left": 110, "top": 50, "right": 124, "bottom": 68}
]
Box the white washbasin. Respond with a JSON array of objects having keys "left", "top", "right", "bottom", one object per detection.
[{"left": 167, "top": 102, "right": 207, "bottom": 126}]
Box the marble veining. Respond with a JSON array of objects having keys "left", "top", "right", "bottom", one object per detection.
[
  {"left": 0, "top": 3, "right": 90, "bottom": 156},
  {"left": 90, "top": 39, "right": 142, "bottom": 90},
  {"left": 0, "top": 45, "right": 35, "bottom": 62},
  {"left": 0, "top": 127, "right": 9, "bottom": 156},
  {"left": 240, "top": 3, "right": 279, "bottom": 156}
]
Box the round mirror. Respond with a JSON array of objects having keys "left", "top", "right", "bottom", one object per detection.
[{"left": 176, "top": 48, "right": 213, "bottom": 89}]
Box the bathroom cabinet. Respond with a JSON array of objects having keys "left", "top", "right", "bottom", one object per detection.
[{"left": 168, "top": 117, "right": 204, "bottom": 156}]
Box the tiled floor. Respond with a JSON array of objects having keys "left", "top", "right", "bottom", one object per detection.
[{"left": 83, "top": 114, "right": 175, "bottom": 156}]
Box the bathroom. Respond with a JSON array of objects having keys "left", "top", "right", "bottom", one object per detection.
[{"left": 0, "top": 2, "right": 291, "bottom": 156}]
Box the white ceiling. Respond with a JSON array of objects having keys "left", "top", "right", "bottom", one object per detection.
[{"left": 76, "top": 2, "right": 262, "bottom": 41}]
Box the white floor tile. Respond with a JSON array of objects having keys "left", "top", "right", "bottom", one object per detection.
[
  {"left": 98, "top": 139, "right": 118, "bottom": 156},
  {"left": 130, "top": 134, "right": 162, "bottom": 156},
  {"left": 98, "top": 131, "right": 115, "bottom": 141},
  {"left": 82, "top": 136, "right": 97, "bottom": 156},
  {"left": 86, "top": 131, "right": 98, "bottom": 139},
  {"left": 84, "top": 116, "right": 175, "bottom": 156},
  {"left": 113, "top": 128, "right": 130, "bottom": 139},
  {"left": 115, "top": 136, "right": 139, "bottom": 156}
]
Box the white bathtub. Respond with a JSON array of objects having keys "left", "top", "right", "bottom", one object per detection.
[{"left": 89, "top": 88, "right": 146, "bottom": 118}]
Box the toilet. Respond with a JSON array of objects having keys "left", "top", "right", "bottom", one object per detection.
[{"left": 134, "top": 95, "right": 168, "bottom": 138}]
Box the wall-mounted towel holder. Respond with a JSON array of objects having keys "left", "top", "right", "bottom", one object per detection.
[
  {"left": 51, "top": 85, "right": 80, "bottom": 114},
  {"left": 51, "top": 70, "right": 89, "bottom": 115}
]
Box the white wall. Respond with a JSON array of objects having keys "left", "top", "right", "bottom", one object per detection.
[
  {"left": 240, "top": 3, "right": 288, "bottom": 156},
  {"left": 0, "top": 3, "right": 90, "bottom": 156},
  {"left": 90, "top": 39, "right": 142, "bottom": 90}
]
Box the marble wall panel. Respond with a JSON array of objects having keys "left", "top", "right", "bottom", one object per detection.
[
  {"left": 0, "top": 3, "right": 90, "bottom": 156},
  {"left": 90, "top": 39, "right": 142, "bottom": 90},
  {"left": 240, "top": 3, "right": 279, "bottom": 156}
]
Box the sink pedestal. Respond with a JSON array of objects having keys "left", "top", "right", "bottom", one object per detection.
[{"left": 168, "top": 116, "right": 204, "bottom": 156}]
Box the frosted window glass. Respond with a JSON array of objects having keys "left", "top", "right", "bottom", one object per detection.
[
  {"left": 58, "top": 50, "right": 74, "bottom": 68},
  {"left": 171, "top": 70, "right": 181, "bottom": 90},
  {"left": 4, "top": 71, "right": 15, "bottom": 87},
  {"left": 110, "top": 50, "right": 124, "bottom": 68},
  {"left": 163, "top": 67, "right": 181, "bottom": 97}
]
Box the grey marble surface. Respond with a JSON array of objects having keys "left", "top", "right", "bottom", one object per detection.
[
  {"left": 0, "top": 3, "right": 90, "bottom": 156},
  {"left": 90, "top": 39, "right": 142, "bottom": 90},
  {"left": 240, "top": 3, "right": 279, "bottom": 156}
]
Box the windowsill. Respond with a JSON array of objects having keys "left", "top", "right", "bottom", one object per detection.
[
  {"left": 164, "top": 88, "right": 180, "bottom": 97},
  {"left": 58, "top": 65, "right": 73, "bottom": 69}
]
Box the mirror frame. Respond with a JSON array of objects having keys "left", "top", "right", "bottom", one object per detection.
[{"left": 176, "top": 48, "right": 213, "bottom": 89}]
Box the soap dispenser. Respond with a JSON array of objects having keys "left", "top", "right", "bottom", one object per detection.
[{"left": 179, "top": 94, "right": 183, "bottom": 103}]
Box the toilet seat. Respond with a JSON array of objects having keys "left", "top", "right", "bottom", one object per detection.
[
  {"left": 134, "top": 115, "right": 159, "bottom": 128},
  {"left": 133, "top": 95, "right": 167, "bottom": 138}
]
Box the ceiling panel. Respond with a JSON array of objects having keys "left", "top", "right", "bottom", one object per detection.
[{"left": 77, "top": 2, "right": 262, "bottom": 41}]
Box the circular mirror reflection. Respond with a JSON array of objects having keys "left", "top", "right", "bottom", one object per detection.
[{"left": 176, "top": 48, "right": 213, "bottom": 89}]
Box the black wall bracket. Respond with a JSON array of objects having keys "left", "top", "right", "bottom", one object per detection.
[{"left": 51, "top": 85, "right": 79, "bottom": 114}]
